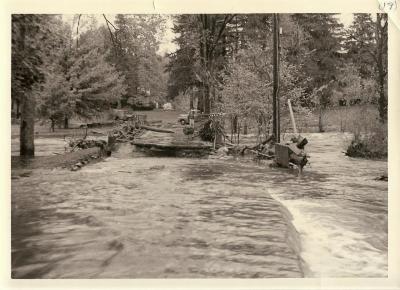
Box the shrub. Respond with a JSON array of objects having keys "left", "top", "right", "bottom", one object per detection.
[{"left": 345, "top": 116, "right": 387, "bottom": 159}]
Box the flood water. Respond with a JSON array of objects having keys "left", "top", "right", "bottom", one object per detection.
[
  {"left": 11, "top": 133, "right": 387, "bottom": 278},
  {"left": 270, "top": 133, "right": 387, "bottom": 277}
]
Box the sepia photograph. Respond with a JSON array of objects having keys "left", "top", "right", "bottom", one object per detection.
[{"left": 7, "top": 7, "right": 394, "bottom": 284}]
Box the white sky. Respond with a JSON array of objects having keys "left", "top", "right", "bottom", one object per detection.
[
  {"left": 338, "top": 13, "right": 354, "bottom": 27},
  {"left": 62, "top": 13, "right": 355, "bottom": 56}
]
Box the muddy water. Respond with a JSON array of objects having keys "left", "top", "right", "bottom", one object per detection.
[
  {"left": 11, "top": 133, "right": 387, "bottom": 278},
  {"left": 269, "top": 133, "right": 387, "bottom": 277},
  {"left": 12, "top": 157, "right": 303, "bottom": 278}
]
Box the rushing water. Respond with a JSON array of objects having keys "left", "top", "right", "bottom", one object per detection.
[
  {"left": 11, "top": 133, "right": 387, "bottom": 278},
  {"left": 269, "top": 133, "right": 387, "bottom": 277}
]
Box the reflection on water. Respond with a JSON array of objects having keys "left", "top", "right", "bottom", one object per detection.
[{"left": 11, "top": 133, "right": 387, "bottom": 278}]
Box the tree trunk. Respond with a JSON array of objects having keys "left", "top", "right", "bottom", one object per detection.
[
  {"left": 232, "top": 115, "right": 238, "bottom": 134},
  {"left": 20, "top": 95, "right": 35, "bottom": 156},
  {"left": 189, "top": 89, "right": 194, "bottom": 110},
  {"left": 237, "top": 121, "right": 240, "bottom": 144},
  {"left": 204, "top": 85, "right": 211, "bottom": 114},
  {"left": 197, "top": 87, "right": 204, "bottom": 113},
  {"left": 16, "top": 99, "right": 21, "bottom": 119},
  {"left": 378, "top": 73, "right": 387, "bottom": 121},
  {"left": 376, "top": 49, "right": 387, "bottom": 121},
  {"left": 318, "top": 105, "right": 324, "bottom": 133},
  {"left": 64, "top": 117, "right": 69, "bottom": 129},
  {"left": 50, "top": 118, "right": 55, "bottom": 132}
]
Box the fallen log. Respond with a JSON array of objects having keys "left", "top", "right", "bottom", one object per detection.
[
  {"left": 137, "top": 124, "right": 174, "bottom": 133},
  {"left": 132, "top": 142, "right": 211, "bottom": 151}
]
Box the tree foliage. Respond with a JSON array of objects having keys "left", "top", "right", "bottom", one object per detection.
[
  {"left": 346, "top": 13, "right": 388, "bottom": 121},
  {"left": 38, "top": 23, "right": 127, "bottom": 124},
  {"left": 104, "top": 14, "right": 167, "bottom": 107},
  {"left": 167, "top": 14, "right": 237, "bottom": 113},
  {"left": 12, "top": 15, "right": 49, "bottom": 102},
  {"left": 12, "top": 13, "right": 388, "bottom": 155},
  {"left": 12, "top": 14, "right": 58, "bottom": 155}
]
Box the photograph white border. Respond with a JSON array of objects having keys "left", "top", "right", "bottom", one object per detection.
[{"left": 1, "top": 0, "right": 399, "bottom": 289}]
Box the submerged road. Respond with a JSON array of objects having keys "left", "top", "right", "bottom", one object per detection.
[{"left": 11, "top": 133, "right": 387, "bottom": 278}]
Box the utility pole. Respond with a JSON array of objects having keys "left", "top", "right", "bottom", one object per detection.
[{"left": 272, "top": 13, "right": 281, "bottom": 143}]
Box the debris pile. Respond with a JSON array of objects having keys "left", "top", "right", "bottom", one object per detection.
[
  {"left": 109, "top": 122, "right": 144, "bottom": 143},
  {"left": 68, "top": 138, "right": 107, "bottom": 151}
]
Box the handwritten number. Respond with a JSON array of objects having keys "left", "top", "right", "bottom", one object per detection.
[{"left": 379, "top": 0, "right": 397, "bottom": 11}]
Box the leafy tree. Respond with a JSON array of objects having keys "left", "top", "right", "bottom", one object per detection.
[
  {"left": 345, "top": 14, "right": 376, "bottom": 78},
  {"left": 12, "top": 14, "right": 56, "bottom": 156},
  {"left": 168, "top": 14, "right": 236, "bottom": 113},
  {"left": 38, "top": 68, "right": 73, "bottom": 131},
  {"left": 219, "top": 61, "right": 268, "bottom": 138},
  {"left": 37, "top": 17, "right": 75, "bottom": 129},
  {"left": 218, "top": 42, "right": 308, "bottom": 139},
  {"left": 346, "top": 13, "right": 388, "bottom": 121},
  {"left": 104, "top": 14, "right": 166, "bottom": 108},
  {"left": 292, "top": 14, "right": 344, "bottom": 107},
  {"left": 334, "top": 63, "right": 377, "bottom": 106},
  {"left": 197, "top": 14, "right": 236, "bottom": 113},
  {"left": 167, "top": 15, "right": 200, "bottom": 100},
  {"left": 288, "top": 14, "right": 344, "bottom": 132},
  {"left": 69, "top": 37, "right": 127, "bottom": 118},
  {"left": 239, "top": 14, "right": 272, "bottom": 50},
  {"left": 38, "top": 26, "right": 127, "bottom": 126}
]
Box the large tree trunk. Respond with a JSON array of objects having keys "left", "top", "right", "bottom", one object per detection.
[{"left": 20, "top": 95, "right": 35, "bottom": 156}]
